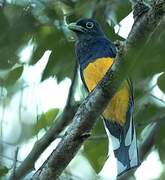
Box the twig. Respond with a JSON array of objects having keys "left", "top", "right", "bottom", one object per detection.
[
  {"left": 149, "top": 93, "right": 165, "bottom": 104},
  {"left": 0, "top": 85, "right": 5, "bottom": 137},
  {"left": 10, "top": 147, "right": 19, "bottom": 179},
  {"left": 32, "top": 0, "right": 165, "bottom": 179},
  {"left": 0, "top": 85, "right": 5, "bottom": 165},
  {"left": 18, "top": 87, "right": 23, "bottom": 124},
  {"left": 66, "top": 62, "right": 78, "bottom": 107},
  {"left": 0, "top": 154, "right": 22, "bottom": 163}
]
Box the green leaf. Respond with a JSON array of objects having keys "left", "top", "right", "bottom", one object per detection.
[
  {"left": 4, "top": 4, "right": 37, "bottom": 33},
  {"left": 44, "top": 1, "right": 73, "bottom": 21},
  {"left": 0, "top": 165, "right": 9, "bottom": 177},
  {"left": 41, "top": 38, "right": 74, "bottom": 82},
  {"left": 155, "top": 124, "right": 165, "bottom": 162},
  {"left": 94, "top": 10, "right": 124, "bottom": 42},
  {"left": 30, "top": 24, "right": 75, "bottom": 82},
  {"left": 0, "top": 10, "right": 18, "bottom": 69},
  {"left": 0, "top": 4, "right": 38, "bottom": 69},
  {"left": 4, "top": 65, "right": 24, "bottom": 86},
  {"left": 135, "top": 103, "right": 162, "bottom": 125},
  {"left": 75, "top": 0, "right": 97, "bottom": 18},
  {"left": 83, "top": 119, "right": 108, "bottom": 173},
  {"left": 30, "top": 25, "right": 56, "bottom": 65},
  {"left": 130, "top": 26, "right": 165, "bottom": 80},
  {"left": 32, "top": 108, "right": 59, "bottom": 135},
  {"left": 115, "top": 1, "right": 132, "bottom": 23},
  {"left": 157, "top": 73, "right": 165, "bottom": 93}
]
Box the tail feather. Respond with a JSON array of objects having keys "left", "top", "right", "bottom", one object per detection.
[{"left": 103, "top": 106, "right": 140, "bottom": 176}]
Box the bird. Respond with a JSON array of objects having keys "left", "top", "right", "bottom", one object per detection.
[{"left": 68, "top": 18, "right": 140, "bottom": 176}]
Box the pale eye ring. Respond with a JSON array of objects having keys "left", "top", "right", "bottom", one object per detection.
[{"left": 86, "top": 22, "right": 94, "bottom": 29}]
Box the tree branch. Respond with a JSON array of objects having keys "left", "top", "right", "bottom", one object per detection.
[
  {"left": 9, "top": 63, "right": 78, "bottom": 180},
  {"left": 32, "top": 1, "right": 165, "bottom": 179},
  {"left": 129, "top": 0, "right": 150, "bottom": 20},
  {"left": 10, "top": 147, "right": 19, "bottom": 179}
]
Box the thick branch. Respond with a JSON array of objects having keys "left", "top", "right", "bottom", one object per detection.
[
  {"left": 126, "top": 0, "right": 165, "bottom": 49},
  {"left": 10, "top": 64, "right": 78, "bottom": 180},
  {"left": 129, "top": 0, "right": 150, "bottom": 19},
  {"left": 32, "top": 1, "right": 165, "bottom": 179}
]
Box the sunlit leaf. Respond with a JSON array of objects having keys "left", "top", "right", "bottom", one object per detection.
[
  {"left": 4, "top": 65, "right": 23, "bottom": 86},
  {"left": 32, "top": 108, "right": 59, "bottom": 135},
  {"left": 0, "top": 165, "right": 9, "bottom": 177},
  {"left": 157, "top": 73, "right": 165, "bottom": 93}
]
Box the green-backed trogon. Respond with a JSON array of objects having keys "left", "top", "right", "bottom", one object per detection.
[{"left": 68, "top": 18, "right": 140, "bottom": 176}]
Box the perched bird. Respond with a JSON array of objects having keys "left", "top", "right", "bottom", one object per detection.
[{"left": 68, "top": 18, "right": 140, "bottom": 176}]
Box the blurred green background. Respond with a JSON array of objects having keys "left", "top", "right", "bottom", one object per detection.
[{"left": 0, "top": 0, "right": 165, "bottom": 179}]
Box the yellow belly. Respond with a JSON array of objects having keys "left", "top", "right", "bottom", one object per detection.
[{"left": 83, "top": 57, "right": 130, "bottom": 126}]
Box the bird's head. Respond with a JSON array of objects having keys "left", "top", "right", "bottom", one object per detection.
[{"left": 68, "top": 18, "right": 104, "bottom": 40}]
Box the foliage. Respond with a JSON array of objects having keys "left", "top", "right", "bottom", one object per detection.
[
  {"left": 32, "top": 108, "right": 59, "bottom": 135},
  {"left": 0, "top": 165, "right": 9, "bottom": 177},
  {"left": 84, "top": 119, "right": 108, "bottom": 173},
  {"left": 158, "top": 73, "right": 165, "bottom": 93},
  {"left": 0, "top": 0, "right": 164, "bottom": 179}
]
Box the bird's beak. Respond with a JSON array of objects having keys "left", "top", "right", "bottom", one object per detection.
[{"left": 68, "top": 23, "right": 86, "bottom": 33}]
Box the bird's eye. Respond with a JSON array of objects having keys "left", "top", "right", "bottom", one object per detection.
[{"left": 86, "top": 22, "right": 94, "bottom": 29}]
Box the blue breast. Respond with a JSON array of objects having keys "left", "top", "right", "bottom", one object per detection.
[{"left": 75, "top": 37, "right": 117, "bottom": 70}]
